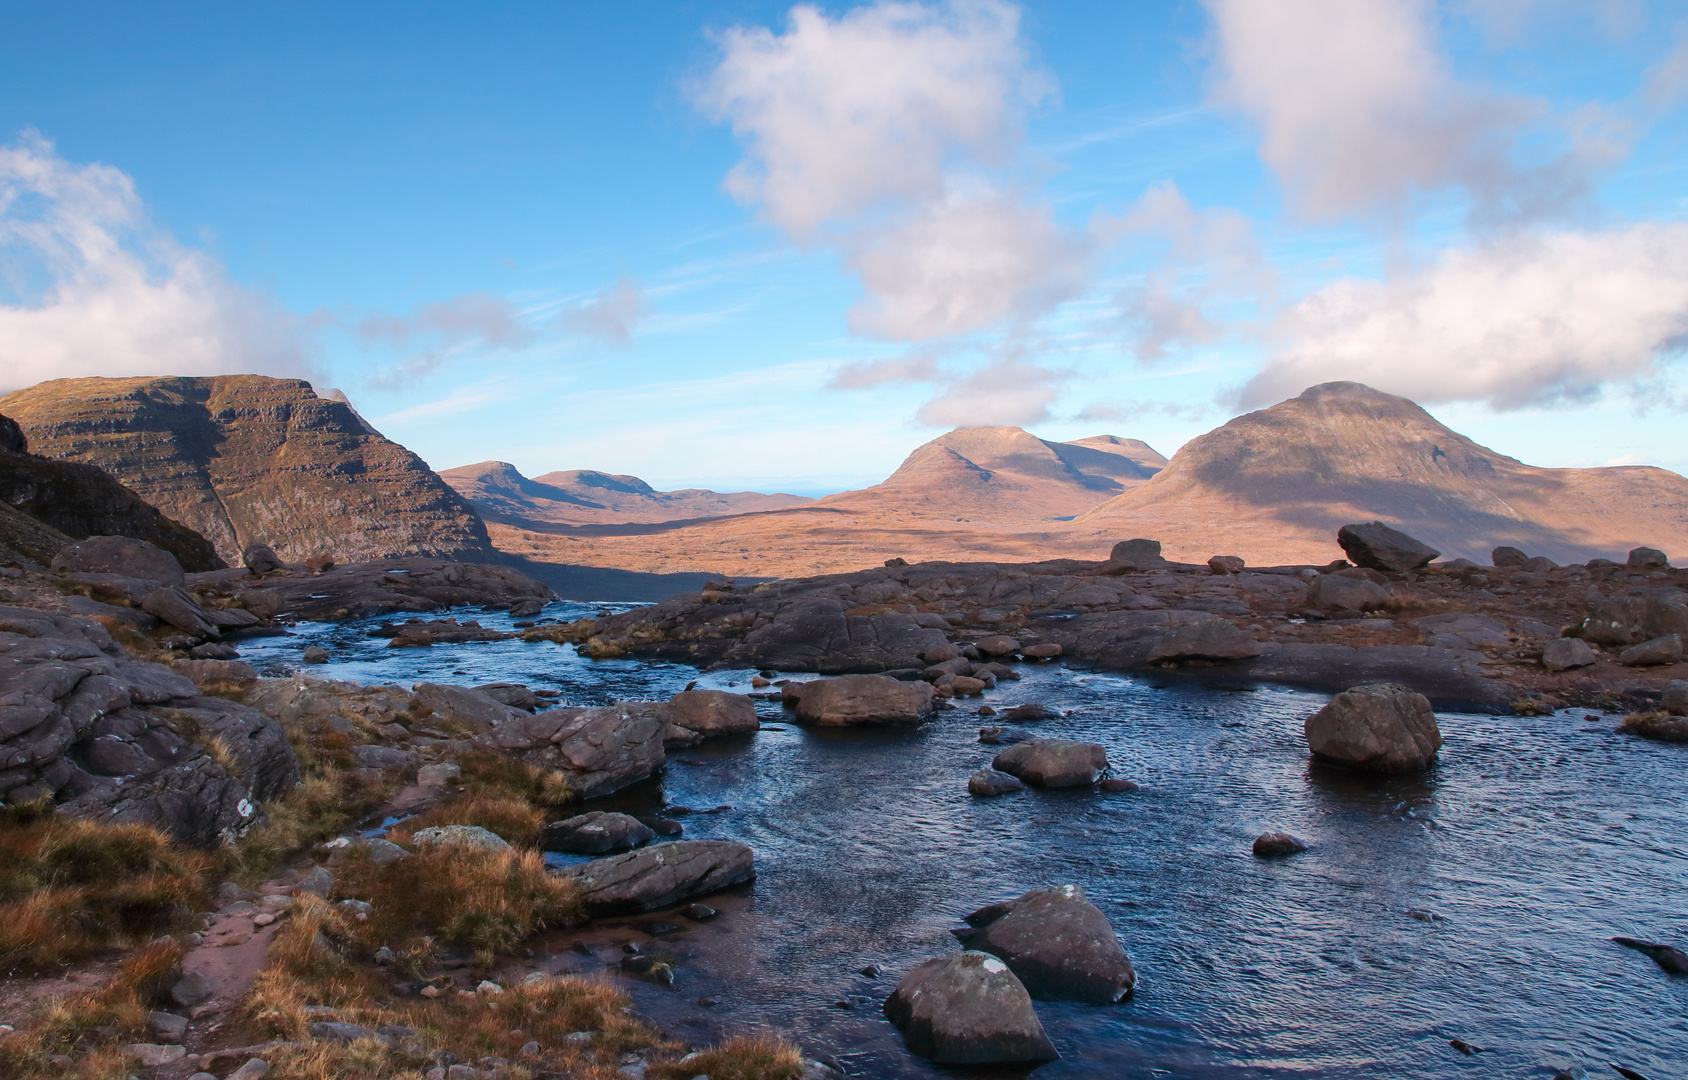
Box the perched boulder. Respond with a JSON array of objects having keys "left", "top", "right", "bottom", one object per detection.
[
  {"left": 1541, "top": 638, "right": 1597, "bottom": 672},
  {"left": 472, "top": 704, "right": 667, "bottom": 800},
  {"left": 664, "top": 689, "right": 758, "bottom": 745},
  {"left": 556, "top": 839, "right": 754, "bottom": 915},
  {"left": 1304, "top": 683, "right": 1442, "bottom": 773},
  {"left": 242, "top": 542, "right": 283, "bottom": 575},
  {"left": 1305, "top": 573, "right": 1392, "bottom": 612},
  {"left": 1253, "top": 832, "right": 1308, "bottom": 858},
  {"left": 541, "top": 811, "right": 656, "bottom": 855},
  {"left": 1628, "top": 546, "right": 1670, "bottom": 570},
  {"left": 952, "top": 885, "right": 1135, "bottom": 1004},
  {"left": 794, "top": 675, "right": 935, "bottom": 726},
  {"left": 410, "top": 825, "right": 511, "bottom": 853},
  {"left": 1146, "top": 618, "right": 1262, "bottom": 662},
  {"left": 1110, "top": 538, "right": 1162, "bottom": 561},
  {"left": 883, "top": 951, "right": 1058, "bottom": 1065},
  {"left": 51, "top": 535, "right": 185, "bottom": 586},
  {"left": 1619, "top": 634, "right": 1682, "bottom": 667},
  {"left": 1491, "top": 546, "right": 1528, "bottom": 568},
  {"left": 967, "top": 768, "right": 1026, "bottom": 797},
  {"left": 412, "top": 683, "right": 528, "bottom": 732},
  {"left": 991, "top": 739, "right": 1108, "bottom": 788},
  {"left": 1336, "top": 522, "right": 1439, "bottom": 572},
  {"left": 1208, "top": 555, "right": 1245, "bottom": 575}
]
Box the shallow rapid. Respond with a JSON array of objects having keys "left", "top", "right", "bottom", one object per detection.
[{"left": 238, "top": 604, "right": 1688, "bottom": 1079}]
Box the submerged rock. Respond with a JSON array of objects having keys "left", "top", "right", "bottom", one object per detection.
[
  {"left": 967, "top": 768, "right": 1026, "bottom": 797},
  {"left": 991, "top": 739, "right": 1108, "bottom": 788},
  {"left": 952, "top": 884, "right": 1136, "bottom": 1004},
  {"left": 557, "top": 839, "right": 754, "bottom": 916},
  {"left": 884, "top": 951, "right": 1058, "bottom": 1065},
  {"left": 1304, "top": 683, "right": 1442, "bottom": 773},
  {"left": 1253, "top": 832, "right": 1308, "bottom": 858},
  {"left": 1611, "top": 936, "right": 1688, "bottom": 974}
]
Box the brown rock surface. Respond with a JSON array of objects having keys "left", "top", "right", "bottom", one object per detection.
[
  {"left": 1, "top": 375, "right": 492, "bottom": 565},
  {"left": 1305, "top": 683, "right": 1443, "bottom": 773}
]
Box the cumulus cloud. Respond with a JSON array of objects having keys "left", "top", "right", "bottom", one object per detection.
[
  {"left": 0, "top": 131, "right": 315, "bottom": 390},
  {"left": 695, "top": 0, "right": 1087, "bottom": 343},
  {"left": 1203, "top": 0, "right": 1622, "bottom": 223},
  {"left": 914, "top": 356, "right": 1066, "bottom": 427},
  {"left": 1239, "top": 223, "right": 1688, "bottom": 409},
  {"left": 560, "top": 274, "right": 647, "bottom": 346},
  {"left": 825, "top": 347, "right": 941, "bottom": 390}
]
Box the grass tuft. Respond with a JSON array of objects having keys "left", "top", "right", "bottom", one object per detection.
[{"left": 649, "top": 1034, "right": 808, "bottom": 1080}]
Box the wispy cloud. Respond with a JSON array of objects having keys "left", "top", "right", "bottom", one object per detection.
[{"left": 560, "top": 273, "right": 647, "bottom": 346}]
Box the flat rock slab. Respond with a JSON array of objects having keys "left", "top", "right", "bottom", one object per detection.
[
  {"left": 884, "top": 950, "right": 1058, "bottom": 1065},
  {"left": 953, "top": 885, "right": 1136, "bottom": 1004},
  {"left": 557, "top": 839, "right": 754, "bottom": 916},
  {"left": 794, "top": 674, "right": 935, "bottom": 726}
]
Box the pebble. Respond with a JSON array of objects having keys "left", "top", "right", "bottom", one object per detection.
[
  {"left": 253, "top": 912, "right": 276, "bottom": 927},
  {"left": 859, "top": 963, "right": 884, "bottom": 978},
  {"left": 682, "top": 904, "right": 717, "bottom": 921},
  {"left": 420, "top": 985, "right": 441, "bottom": 998},
  {"left": 476, "top": 980, "right": 504, "bottom": 996}
]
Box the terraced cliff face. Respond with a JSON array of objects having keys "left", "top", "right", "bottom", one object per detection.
[{"left": 0, "top": 375, "right": 493, "bottom": 565}]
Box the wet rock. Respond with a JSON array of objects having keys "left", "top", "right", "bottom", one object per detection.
[
  {"left": 682, "top": 903, "right": 717, "bottom": 921},
  {"left": 1304, "top": 683, "right": 1442, "bottom": 773},
  {"left": 1542, "top": 637, "right": 1597, "bottom": 672},
  {"left": 302, "top": 646, "right": 329, "bottom": 664},
  {"left": 541, "top": 811, "right": 656, "bottom": 855},
  {"left": 1611, "top": 936, "right": 1688, "bottom": 974},
  {"left": 1147, "top": 617, "right": 1263, "bottom": 662},
  {"left": 1306, "top": 574, "right": 1392, "bottom": 612},
  {"left": 952, "top": 884, "right": 1135, "bottom": 1004},
  {"left": 991, "top": 739, "right": 1108, "bottom": 788},
  {"left": 1098, "top": 778, "right": 1138, "bottom": 793},
  {"left": 664, "top": 689, "right": 758, "bottom": 745},
  {"left": 967, "top": 768, "right": 1026, "bottom": 797},
  {"left": 977, "top": 726, "right": 1036, "bottom": 745},
  {"left": 1001, "top": 703, "right": 1054, "bottom": 721},
  {"left": 883, "top": 950, "right": 1058, "bottom": 1064},
  {"left": 637, "top": 815, "right": 684, "bottom": 836},
  {"left": 947, "top": 675, "right": 987, "bottom": 696},
  {"left": 557, "top": 840, "right": 754, "bottom": 916},
  {"left": 1618, "top": 634, "right": 1682, "bottom": 667},
  {"left": 411, "top": 825, "right": 511, "bottom": 852},
  {"left": 1208, "top": 555, "right": 1245, "bottom": 575},
  {"left": 1662, "top": 680, "right": 1688, "bottom": 716},
  {"left": 974, "top": 635, "right": 1021, "bottom": 658},
  {"left": 1628, "top": 546, "right": 1670, "bottom": 570},
  {"left": 1253, "top": 832, "right": 1308, "bottom": 857},
  {"left": 473, "top": 703, "right": 667, "bottom": 799},
  {"left": 1490, "top": 546, "right": 1528, "bottom": 568},
  {"left": 1617, "top": 711, "right": 1688, "bottom": 741},
  {"left": 1337, "top": 521, "right": 1439, "bottom": 572},
  {"left": 793, "top": 674, "right": 936, "bottom": 726},
  {"left": 242, "top": 542, "right": 283, "bottom": 575}
]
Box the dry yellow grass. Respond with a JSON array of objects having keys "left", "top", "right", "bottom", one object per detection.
[
  {"left": 648, "top": 1035, "right": 808, "bottom": 1080},
  {"left": 390, "top": 794, "right": 545, "bottom": 850},
  {"left": 0, "top": 802, "right": 210, "bottom": 972}
]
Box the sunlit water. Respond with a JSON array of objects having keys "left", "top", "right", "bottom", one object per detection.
[{"left": 238, "top": 603, "right": 1688, "bottom": 1079}]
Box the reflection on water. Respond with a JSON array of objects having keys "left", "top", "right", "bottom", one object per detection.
[{"left": 239, "top": 605, "right": 1688, "bottom": 1078}]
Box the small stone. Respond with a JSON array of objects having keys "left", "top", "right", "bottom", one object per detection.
[
  {"left": 294, "top": 865, "right": 334, "bottom": 898},
  {"left": 860, "top": 963, "right": 885, "bottom": 977},
  {"left": 476, "top": 980, "right": 504, "bottom": 995},
  {"left": 1253, "top": 832, "right": 1308, "bottom": 858},
  {"left": 1542, "top": 637, "right": 1597, "bottom": 672},
  {"left": 1099, "top": 778, "right": 1138, "bottom": 793},
  {"left": 373, "top": 946, "right": 396, "bottom": 966},
  {"left": 420, "top": 985, "right": 441, "bottom": 999},
  {"left": 682, "top": 903, "right": 717, "bottom": 921},
  {"left": 170, "top": 971, "right": 213, "bottom": 1008},
  {"left": 147, "top": 1011, "right": 189, "bottom": 1041},
  {"left": 253, "top": 912, "right": 276, "bottom": 927},
  {"left": 519, "top": 1041, "right": 541, "bottom": 1057},
  {"left": 1020, "top": 643, "right": 1062, "bottom": 659},
  {"left": 697, "top": 997, "right": 717, "bottom": 1007},
  {"left": 303, "top": 646, "right": 329, "bottom": 664},
  {"left": 565, "top": 1031, "right": 595, "bottom": 1045},
  {"left": 446, "top": 1066, "right": 479, "bottom": 1080},
  {"left": 968, "top": 768, "right": 1026, "bottom": 797},
  {"left": 308, "top": 1021, "right": 375, "bottom": 1042}
]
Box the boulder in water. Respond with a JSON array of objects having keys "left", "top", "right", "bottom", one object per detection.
[
  {"left": 952, "top": 884, "right": 1136, "bottom": 1004},
  {"left": 556, "top": 839, "right": 754, "bottom": 916},
  {"left": 794, "top": 674, "right": 935, "bottom": 726},
  {"left": 991, "top": 739, "right": 1108, "bottom": 788},
  {"left": 664, "top": 688, "right": 759, "bottom": 745},
  {"left": 883, "top": 951, "right": 1058, "bottom": 1065},
  {"left": 541, "top": 811, "right": 656, "bottom": 855},
  {"left": 1253, "top": 832, "right": 1308, "bottom": 858},
  {"left": 1336, "top": 522, "right": 1439, "bottom": 572},
  {"left": 1304, "top": 683, "right": 1442, "bottom": 773},
  {"left": 967, "top": 768, "right": 1026, "bottom": 797}
]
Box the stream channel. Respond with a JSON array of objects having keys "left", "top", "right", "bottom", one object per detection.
[{"left": 237, "top": 601, "right": 1688, "bottom": 1080}]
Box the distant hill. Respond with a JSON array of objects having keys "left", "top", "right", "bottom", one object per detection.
[
  {"left": 439, "top": 461, "right": 814, "bottom": 527},
  {"left": 1077, "top": 381, "right": 1688, "bottom": 564},
  {"left": 817, "top": 426, "right": 1166, "bottom": 523},
  {"left": 0, "top": 375, "right": 493, "bottom": 565}
]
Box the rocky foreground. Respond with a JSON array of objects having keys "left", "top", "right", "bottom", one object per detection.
[{"left": 540, "top": 528, "right": 1688, "bottom": 715}]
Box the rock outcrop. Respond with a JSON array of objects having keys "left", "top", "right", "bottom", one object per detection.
[
  {"left": 952, "top": 885, "right": 1136, "bottom": 1004},
  {"left": 0, "top": 412, "right": 221, "bottom": 571},
  {"left": 556, "top": 839, "right": 755, "bottom": 915},
  {"left": 1304, "top": 683, "right": 1443, "bottom": 773},
  {"left": 0, "top": 605, "right": 298, "bottom": 846},
  {"left": 884, "top": 951, "right": 1058, "bottom": 1065},
  {"left": 471, "top": 704, "right": 667, "bottom": 798},
  {"left": 206, "top": 556, "right": 553, "bottom": 622},
  {"left": 1, "top": 375, "right": 493, "bottom": 565},
  {"left": 440, "top": 461, "right": 813, "bottom": 527}
]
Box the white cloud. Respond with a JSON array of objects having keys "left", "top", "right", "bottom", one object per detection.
[
  {"left": 0, "top": 131, "right": 315, "bottom": 390},
  {"left": 695, "top": 0, "right": 1087, "bottom": 343},
  {"left": 914, "top": 356, "right": 1066, "bottom": 426},
  {"left": 1240, "top": 223, "right": 1688, "bottom": 409},
  {"left": 359, "top": 292, "right": 533, "bottom": 349},
  {"left": 693, "top": 0, "right": 1046, "bottom": 241},
  {"left": 1646, "top": 22, "right": 1688, "bottom": 106},
  {"left": 560, "top": 274, "right": 647, "bottom": 346},
  {"left": 1202, "top": 0, "right": 1621, "bottom": 223},
  {"left": 825, "top": 347, "right": 941, "bottom": 389}
]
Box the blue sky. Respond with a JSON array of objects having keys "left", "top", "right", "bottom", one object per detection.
[{"left": 3, "top": 1, "right": 1688, "bottom": 493}]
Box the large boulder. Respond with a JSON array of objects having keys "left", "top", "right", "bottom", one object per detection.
[
  {"left": 883, "top": 951, "right": 1058, "bottom": 1065},
  {"left": 472, "top": 703, "right": 667, "bottom": 799},
  {"left": 541, "top": 811, "right": 656, "bottom": 855},
  {"left": 51, "top": 535, "right": 185, "bottom": 586},
  {"left": 1304, "top": 683, "right": 1442, "bottom": 773},
  {"left": 1336, "top": 522, "right": 1439, "bottom": 572},
  {"left": 1628, "top": 546, "right": 1670, "bottom": 570},
  {"left": 1579, "top": 596, "right": 1688, "bottom": 647},
  {"left": 140, "top": 586, "right": 220, "bottom": 638},
  {"left": 556, "top": 839, "right": 754, "bottom": 915},
  {"left": 241, "top": 542, "right": 283, "bottom": 575},
  {"left": 991, "top": 739, "right": 1109, "bottom": 788},
  {"left": 794, "top": 674, "right": 935, "bottom": 726},
  {"left": 1619, "top": 634, "right": 1682, "bottom": 667},
  {"left": 664, "top": 689, "right": 758, "bottom": 746},
  {"left": 412, "top": 683, "right": 529, "bottom": 733},
  {"left": 1541, "top": 637, "right": 1597, "bottom": 672},
  {"left": 1146, "top": 618, "right": 1262, "bottom": 662},
  {"left": 1305, "top": 574, "right": 1392, "bottom": 612},
  {"left": 1490, "top": 546, "right": 1528, "bottom": 567},
  {"left": 952, "top": 885, "right": 1135, "bottom": 1004}
]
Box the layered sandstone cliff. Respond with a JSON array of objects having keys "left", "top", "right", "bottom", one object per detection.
[{"left": 0, "top": 376, "right": 492, "bottom": 565}]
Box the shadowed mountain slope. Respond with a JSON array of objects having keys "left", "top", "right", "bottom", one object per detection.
[
  {"left": 0, "top": 375, "right": 492, "bottom": 565},
  {"left": 439, "top": 461, "right": 813, "bottom": 527},
  {"left": 1077, "top": 381, "right": 1688, "bottom": 565}
]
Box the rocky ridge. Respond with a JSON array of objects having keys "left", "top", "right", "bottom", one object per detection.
[
  {"left": 0, "top": 375, "right": 493, "bottom": 565},
  {"left": 439, "top": 461, "right": 814, "bottom": 527}
]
